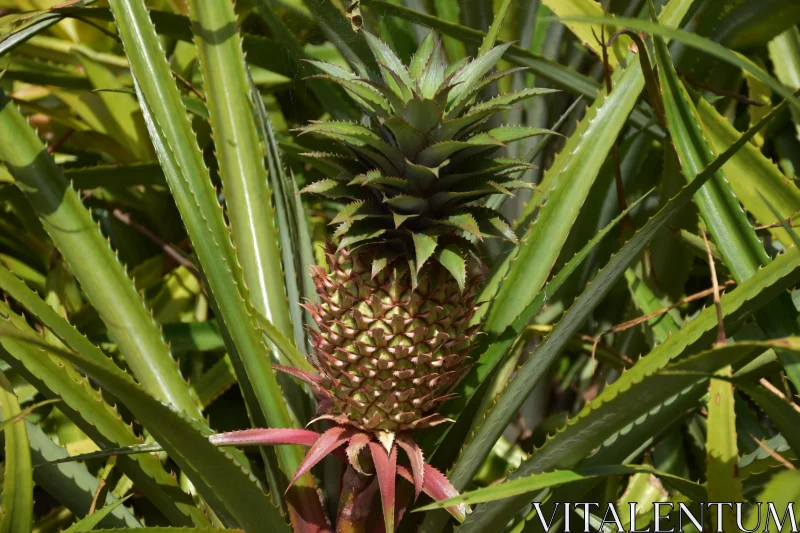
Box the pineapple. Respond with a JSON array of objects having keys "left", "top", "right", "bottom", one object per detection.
[
  {"left": 298, "top": 31, "right": 555, "bottom": 435},
  {"left": 305, "top": 245, "right": 481, "bottom": 432}
]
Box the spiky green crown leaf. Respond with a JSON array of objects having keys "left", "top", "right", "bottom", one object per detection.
[{"left": 300, "top": 31, "right": 556, "bottom": 286}]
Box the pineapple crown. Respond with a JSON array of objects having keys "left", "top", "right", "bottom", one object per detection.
[{"left": 299, "top": 31, "right": 556, "bottom": 289}]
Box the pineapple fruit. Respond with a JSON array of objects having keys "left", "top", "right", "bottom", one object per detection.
[
  {"left": 299, "top": 31, "right": 554, "bottom": 435},
  {"left": 305, "top": 245, "right": 481, "bottom": 432}
]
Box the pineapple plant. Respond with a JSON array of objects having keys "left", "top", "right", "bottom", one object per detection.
[
  {"left": 271, "top": 29, "right": 555, "bottom": 530},
  {"left": 2, "top": 0, "right": 800, "bottom": 532},
  {"left": 296, "top": 30, "right": 553, "bottom": 434}
]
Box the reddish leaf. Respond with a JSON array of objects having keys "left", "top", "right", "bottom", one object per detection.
[
  {"left": 289, "top": 426, "right": 354, "bottom": 490},
  {"left": 209, "top": 428, "right": 321, "bottom": 447},
  {"left": 369, "top": 442, "right": 397, "bottom": 533},
  {"left": 273, "top": 364, "right": 333, "bottom": 403},
  {"left": 394, "top": 480, "right": 415, "bottom": 528},
  {"left": 346, "top": 432, "right": 372, "bottom": 475},
  {"left": 273, "top": 364, "right": 323, "bottom": 385},
  {"left": 397, "top": 465, "right": 468, "bottom": 522},
  {"left": 396, "top": 433, "right": 424, "bottom": 499}
]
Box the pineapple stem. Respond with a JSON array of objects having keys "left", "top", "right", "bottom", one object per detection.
[{"left": 336, "top": 466, "right": 374, "bottom": 533}]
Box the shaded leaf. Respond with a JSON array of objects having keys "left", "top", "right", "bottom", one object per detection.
[
  {"left": 413, "top": 233, "right": 439, "bottom": 272},
  {"left": 434, "top": 245, "right": 466, "bottom": 290}
]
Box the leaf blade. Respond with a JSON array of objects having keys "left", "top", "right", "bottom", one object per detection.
[
  {"left": 0, "top": 370, "right": 32, "bottom": 533},
  {"left": 0, "top": 89, "right": 202, "bottom": 420}
]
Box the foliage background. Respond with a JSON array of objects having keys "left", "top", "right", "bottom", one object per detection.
[{"left": 0, "top": 0, "right": 799, "bottom": 531}]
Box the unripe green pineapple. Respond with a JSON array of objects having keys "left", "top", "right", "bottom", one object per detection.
[{"left": 300, "top": 30, "right": 554, "bottom": 433}]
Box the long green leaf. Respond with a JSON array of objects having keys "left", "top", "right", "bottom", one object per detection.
[
  {"left": 652, "top": 21, "right": 800, "bottom": 391},
  {"left": 739, "top": 382, "right": 800, "bottom": 458},
  {"left": 479, "top": 0, "right": 693, "bottom": 332},
  {"left": 250, "top": 72, "right": 316, "bottom": 354},
  {"left": 0, "top": 303, "right": 210, "bottom": 527},
  {"left": 132, "top": 77, "right": 289, "bottom": 503},
  {"left": 769, "top": 27, "right": 800, "bottom": 139},
  {"left": 429, "top": 90, "right": 793, "bottom": 532},
  {"left": 560, "top": 15, "right": 800, "bottom": 113},
  {"left": 0, "top": 264, "right": 246, "bottom": 466},
  {"left": 0, "top": 370, "right": 32, "bottom": 533},
  {"left": 0, "top": 90, "right": 202, "bottom": 419},
  {"left": 188, "top": 6, "right": 319, "bottom": 497},
  {"left": 18, "top": 420, "right": 142, "bottom": 528},
  {"left": 0, "top": 263, "right": 150, "bottom": 375},
  {"left": 706, "top": 367, "right": 743, "bottom": 531},
  {"left": 422, "top": 141, "right": 710, "bottom": 533},
  {"left": 696, "top": 96, "right": 800, "bottom": 248},
  {"left": 187, "top": 0, "right": 294, "bottom": 361},
  {"left": 3, "top": 325, "right": 292, "bottom": 532},
  {"left": 0, "top": 260, "right": 241, "bottom": 470},
  {"left": 107, "top": 0, "right": 305, "bottom": 486},
  {"left": 62, "top": 496, "right": 132, "bottom": 533},
  {"left": 421, "top": 188, "right": 654, "bottom": 461},
  {"left": 450, "top": 150, "right": 712, "bottom": 484},
  {"left": 460, "top": 335, "right": 800, "bottom": 532},
  {"left": 416, "top": 464, "right": 705, "bottom": 510},
  {"left": 537, "top": 373, "right": 793, "bottom": 530},
  {"left": 478, "top": 0, "right": 512, "bottom": 56}
]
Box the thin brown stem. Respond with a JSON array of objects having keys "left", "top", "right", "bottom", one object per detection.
[
  {"left": 88, "top": 456, "right": 116, "bottom": 515},
  {"left": 174, "top": 72, "right": 206, "bottom": 102},
  {"left": 749, "top": 433, "right": 796, "bottom": 470},
  {"left": 759, "top": 378, "right": 800, "bottom": 413},
  {"left": 702, "top": 230, "right": 726, "bottom": 346},
  {"left": 47, "top": 128, "right": 74, "bottom": 154},
  {"left": 526, "top": 324, "right": 634, "bottom": 367},
  {"left": 754, "top": 209, "right": 800, "bottom": 230},
  {"left": 111, "top": 209, "right": 206, "bottom": 295},
  {"left": 87, "top": 479, "right": 106, "bottom": 515},
  {"left": 677, "top": 69, "right": 765, "bottom": 107},
  {"left": 591, "top": 279, "right": 735, "bottom": 358},
  {"left": 65, "top": 14, "right": 121, "bottom": 40},
  {"left": 594, "top": 26, "right": 633, "bottom": 234}
]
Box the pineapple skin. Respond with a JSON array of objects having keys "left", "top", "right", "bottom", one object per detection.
[{"left": 306, "top": 246, "right": 480, "bottom": 432}]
